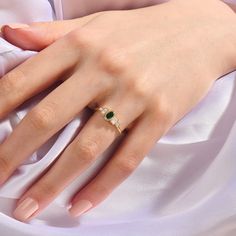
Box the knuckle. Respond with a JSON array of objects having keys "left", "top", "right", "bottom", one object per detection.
[
  {"left": 89, "top": 73, "right": 115, "bottom": 96},
  {"left": 115, "top": 157, "right": 137, "bottom": 175},
  {"left": 27, "top": 104, "right": 56, "bottom": 130},
  {"left": 0, "top": 70, "right": 24, "bottom": 97},
  {"left": 130, "top": 80, "right": 147, "bottom": 99},
  {"left": 119, "top": 75, "right": 135, "bottom": 91},
  {"left": 66, "top": 28, "right": 95, "bottom": 50},
  {"left": 97, "top": 47, "right": 129, "bottom": 76},
  {"left": 72, "top": 139, "right": 99, "bottom": 164},
  {"left": 99, "top": 76, "right": 116, "bottom": 93},
  {"left": 151, "top": 98, "right": 174, "bottom": 126},
  {"left": 31, "top": 22, "right": 56, "bottom": 44},
  {"left": 37, "top": 182, "right": 58, "bottom": 197},
  {"left": 0, "top": 155, "right": 11, "bottom": 178},
  {"left": 90, "top": 183, "right": 109, "bottom": 196}
]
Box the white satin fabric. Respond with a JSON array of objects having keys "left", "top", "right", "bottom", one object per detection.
[
  {"left": 53, "top": 0, "right": 168, "bottom": 19},
  {"left": 0, "top": 0, "right": 236, "bottom": 235}
]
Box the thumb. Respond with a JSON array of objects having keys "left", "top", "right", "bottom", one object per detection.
[
  {"left": 1, "top": 16, "right": 96, "bottom": 51},
  {"left": 1, "top": 21, "right": 75, "bottom": 51}
]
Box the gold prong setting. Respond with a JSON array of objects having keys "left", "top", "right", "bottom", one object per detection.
[{"left": 96, "top": 107, "right": 122, "bottom": 134}]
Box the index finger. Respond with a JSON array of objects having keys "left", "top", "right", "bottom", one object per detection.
[{"left": 0, "top": 32, "right": 79, "bottom": 118}]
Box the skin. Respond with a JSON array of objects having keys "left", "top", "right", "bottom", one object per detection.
[{"left": 0, "top": 0, "right": 236, "bottom": 221}]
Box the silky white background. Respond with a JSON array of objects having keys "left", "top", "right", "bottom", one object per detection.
[{"left": 0, "top": 0, "right": 235, "bottom": 235}]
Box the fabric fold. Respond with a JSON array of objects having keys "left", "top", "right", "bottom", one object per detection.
[{"left": 0, "top": 0, "right": 235, "bottom": 235}]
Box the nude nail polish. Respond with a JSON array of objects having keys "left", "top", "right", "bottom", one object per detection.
[
  {"left": 13, "top": 198, "right": 39, "bottom": 221},
  {"left": 7, "top": 23, "right": 30, "bottom": 29},
  {"left": 69, "top": 200, "right": 92, "bottom": 217}
]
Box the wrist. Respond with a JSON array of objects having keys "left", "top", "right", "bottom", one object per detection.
[
  {"left": 157, "top": 0, "right": 236, "bottom": 80},
  {"left": 190, "top": 0, "right": 236, "bottom": 78},
  {"left": 171, "top": 0, "right": 236, "bottom": 80},
  {"left": 217, "top": 0, "right": 236, "bottom": 76}
]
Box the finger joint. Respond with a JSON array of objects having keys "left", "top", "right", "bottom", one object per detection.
[
  {"left": 27, "top": 104, "right": 56, "bottom": 131},
  {"left": 72, "top": 139, "right": 99, "bottom": 165}
]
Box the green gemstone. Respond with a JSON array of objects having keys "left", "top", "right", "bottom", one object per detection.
[{"left": 105, "top": 111, "right": 114, "bottom": 120}]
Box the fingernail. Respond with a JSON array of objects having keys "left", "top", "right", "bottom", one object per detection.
[
  {"left": 5, "top": 23, "right": 29, "bottom": 29},
  {"left": 13, "top": 198, "right": 39, "bottom": 221},
  {"left": 69, "top": 200, "right": 92, "bottom": 217},
  {"left": 1, "top": 25, "right": 28, "bottom": 36}
]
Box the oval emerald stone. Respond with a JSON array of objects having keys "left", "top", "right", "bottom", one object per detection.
[{"left": 105, "top": 111, "right": 114, "bottom": 120}]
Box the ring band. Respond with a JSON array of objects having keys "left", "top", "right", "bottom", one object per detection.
[{"left": 94, "top": 107, "right": 122, "bottom": 134}]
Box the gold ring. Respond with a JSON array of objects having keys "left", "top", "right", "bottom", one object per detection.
[{"left": 95, "top": 106, "right": 122, "bottom": 134}]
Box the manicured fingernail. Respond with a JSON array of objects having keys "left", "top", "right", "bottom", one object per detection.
[
  {"left": 5, "top": 24, "right": 29, "bottom": 29},
  {"left": 13, "top": 198, "right": 39, "bottom": 221},
  {"left": 1, "top": 24, "right": 29, "bottom": 33},
  {"left": 69, "top": 200, "right": 92, "bottom": 217}
]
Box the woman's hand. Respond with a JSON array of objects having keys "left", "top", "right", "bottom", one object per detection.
[{"left": 1, "top": 0, "right": 236, "bottom": 221}]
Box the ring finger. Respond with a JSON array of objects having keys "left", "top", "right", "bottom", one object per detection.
[{"left": 12, "top": 96, "right": 144, "bottom": 221}]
